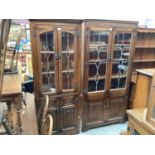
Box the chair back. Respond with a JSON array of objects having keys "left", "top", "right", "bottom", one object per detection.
[
  {"left": 41, "top": 114, "right": 53, "bottom": 135},
  {"left": 37, "top": 95, "right": 49, "bottom": 133}
]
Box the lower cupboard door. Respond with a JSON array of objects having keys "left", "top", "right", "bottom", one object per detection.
[
  {"left": 47, "top": 97, "right": 60, "bottom": 134},
  {"left": 59, "top": 96, "right": 80, "bottom": 135},
  {"left": 106, "top": 96, "right": 127, "bottom": 122},
  {"left": 82, "top": 98, "right": 108, "bottom": 131}
]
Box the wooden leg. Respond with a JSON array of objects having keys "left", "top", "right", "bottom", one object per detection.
[{"left": 5, "top": 95, "right": 23, "bottom": 134}]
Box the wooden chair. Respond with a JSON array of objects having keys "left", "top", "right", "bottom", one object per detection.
[
  {"left": 41, "top": 114, "right": 53, "bottom": 135},
  {"left": 36, "top": 95, "right": 49, "bottom": 134}
]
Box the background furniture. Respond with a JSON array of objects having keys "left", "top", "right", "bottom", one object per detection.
[
  {"left": 0, "top": 74, "right": 23, "bottom": 134},
  {"left": 82, "top": 20, "right": 138, "bottom": 131},
  {"left": 132, "top": 28, "right": 155, "bottom": 78},
  {"left": 127, "top": 69, "right": 155, "bottom": 135},
  {"left": 127, "top": 109, "right": 155, "bottom": 135},
  {"left": 130, "top": 69, "right": 154, "bottom": 109},
  {"left": 0, "top": 20, "right": 24, "bottom": 134},
  {"left": 145, "top": 70, "right": 155, "bottom": 127},
  {"left": 30, "top": 20, "right": 82, "bottom": 134}
]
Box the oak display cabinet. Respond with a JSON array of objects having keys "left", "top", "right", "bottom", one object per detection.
[
  {"left": 82, "top": 20, "right": 138, "bottom": 131},
  {"left": 30, "top": 20, "right": 82, "bottom": 134},
  {"left": 30, "top": 19, "right": 138, "bottom": 134}
]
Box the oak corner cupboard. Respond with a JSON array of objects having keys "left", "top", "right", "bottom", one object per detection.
[
  {"left": 82, "top": 20, "right": 138, "bottom": 131},
  {"left": 30, "top": 19, "right": 83, "bottom": 135}
]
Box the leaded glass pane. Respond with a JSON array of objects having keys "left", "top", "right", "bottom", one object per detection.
[
  {"left": 88, "top": 31, "right": 109, "bottom": 92},
  {"left": 42, "top": 73, "right": 55, "bottom": 93},
  {"left": 111, "top": 32, "right": 132, "bottom": 89},
  {"left": 111, "top": 78, "right": 127, "bottom": 89},
  {"left": 61, "top": 32, "right": 75, "bottom": 90},
  {"left": 40, "top": 32, "right": 54, "bottom": 51},
  {"left": 40, "top": 31, "right": 56, "bottom": 93},
  {"left": 41, "top": 53, "right": 55, "bottom": 72}
]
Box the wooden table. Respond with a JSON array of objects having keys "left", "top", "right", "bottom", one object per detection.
[
  {"left": 0, "top": 75, "right": 38, "bottom": 134},
  {"left": 127, "top": 109, "right": 155, "bottom": 135},
  {"left": 0, "top": 74, "right": 23, "bottom": 134}
]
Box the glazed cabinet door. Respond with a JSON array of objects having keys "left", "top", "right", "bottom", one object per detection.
[
  {"left": 58, "top": 28, "right": 80, "bottom": 94},
  {"left": 109, "top": 29, "right": 134, "bottom": 96},
  {"left": 59, "top": 95, "right": 80, "bottom": 134},
  {"left": 82, "top": 28, "right": 112, "bottom": 131},
  {"left": 36, "top": 27, "right": 59, "bottom": 95},
  {"left": 84, "top": 28, "right": 112, "bottom": 96}
]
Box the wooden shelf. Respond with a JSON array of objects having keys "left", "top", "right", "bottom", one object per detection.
[
  {"left": 42, "top": 84, "right": 56, "bottom": 93},
  {"left": 40, "top": 51, "right": 55, "bottom": 53},
  {"left": 112, "top": 59, "right": 129, "bottom": 62},
  {"left": 89, "top": 43, "right": 108, "bottom": 47},
  {"left": 136, "top": 46, "right": 155, "bottom": 48},
  {"left": 62, "top": 50, "right": 74, "bottom": 54},
  {"left": 122, "top": 53, "right": 130, "bottom": 56},
  {"left": 88, "top": 60, "right": 107, "bottom": 63},
  {"left": 42, "top": 71, "right": 55, "bottom": 74},
  {"left": 88, "top": 76, "right": 106, "bottom": 81},
  {"left": 114, "top": 44, "right": 130, "bottom": 49},
  {"left": 62, "top": 70, "right": 74, "bottom": 73},
  {"left": 134, "top": 59, "right": 155, "bottom": 63},
  {"left": 112, "top": 74, "right": 127, "bottom": 79}
]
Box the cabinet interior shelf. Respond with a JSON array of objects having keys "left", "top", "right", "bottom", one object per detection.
[
  {"left": 89, "top": 44, "right": 108, "bottom": 47},
  {"left": 112, "top": 74, "right": 127, "bottom": 79},
  {"left": 41, "top": 51, "right": 55, "bottom": 53},
  {"left": 62, "top": 51, "right": 74, "bottom": 54},
  {"left": 112, "top": 59, "right": 129, "bottom": 62},
  {"left": 88, "top": 75, "right": 127, "bottom": 80},
  {"left": 42, "top": 84, "right": 56, "bottom": 93},
  {"left": 89, "top": 60, "right": 107, "bottom": 63},
  {"left": 122, "top": 53, "right": 130, "bottom": 56},
  {"left": 62, "top": 70, "right": 74, "bottom": 73},
  {"left": 88, "top": 76, "right": 106, "bottom": 81},
  {"left": 41, "top": 51, "right": 74, "bottom": 54},
  {"left": 88, "top": 59, "right": 129, "bottom": 63},
  {"left": 42, "top": 71, "right": 55, "bottom": 74}
]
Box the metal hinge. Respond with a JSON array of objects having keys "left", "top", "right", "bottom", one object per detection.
[
  {"left": 83, "top": 88, "right": 88, "bottom": 95},
  {"left": 108, "top": 55, "right": 113, "bottom": 61},
  {"left": 32, "top": 32, "right": 36, "bottom": 38},
  {"left": 86, "top": 29, "right": 90, "bottom": 38},
  {"left": 76, "top": 31, "right": 80, "bottom": 37},
  {"left": 84, "top": 62, "right": 88, "bottom": 67}
]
